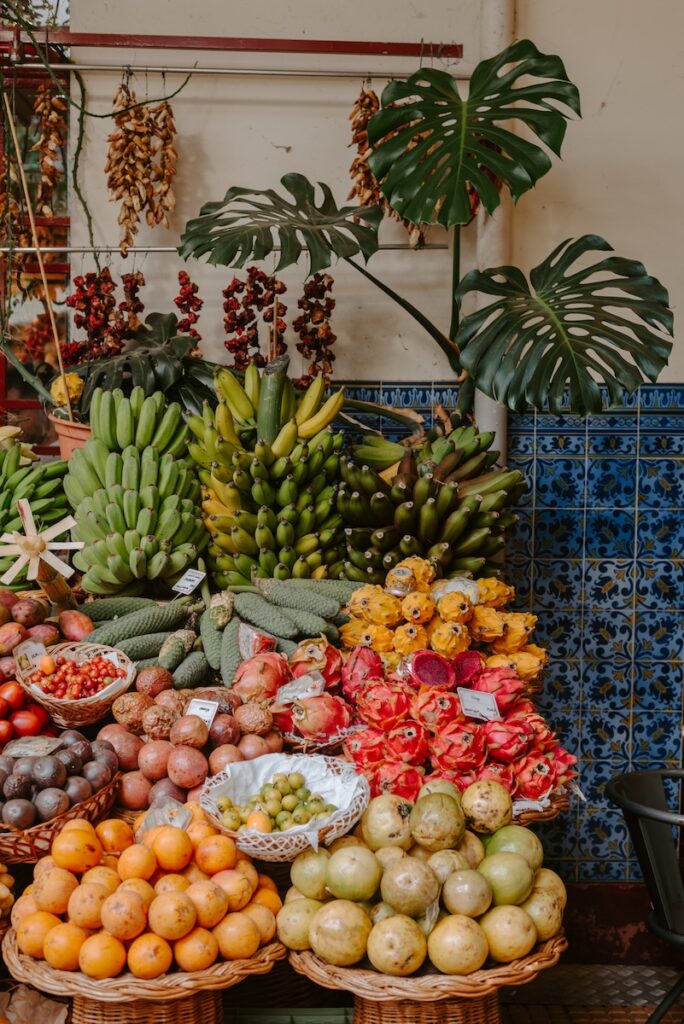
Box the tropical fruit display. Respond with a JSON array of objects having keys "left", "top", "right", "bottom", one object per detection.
[
  {"left": 339, "top": 423, "right": 526, "bottom": 582},
  {"left": 214, "top": 769, "right": 338, "bottom": 834},
  {"left": 276, "top": 787, "right": 566, "bottom": 974},
  {"left": 186, "top": 357, "right": 346, "bottom": 586},
  {"left": 64, "top": 386, "right": 204, "bottom": 595},
  {"left": 13, "top": 811, "right": 280, "bottom": 977}
]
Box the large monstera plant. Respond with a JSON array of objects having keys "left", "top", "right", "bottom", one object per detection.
[{"left": 180, "top": 39, "right": 673, "bottom": 417}]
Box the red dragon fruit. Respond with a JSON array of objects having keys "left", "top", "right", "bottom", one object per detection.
[
  {"left": 290, "top": 693, "right": 352, "bottom": 741},
  {"left": 452, "top": 650, "right": 485, "bottom": 687},
  {"left": 524, "top": 714, "right": 558, "bottom": 753},
  {"left": 470, "top": 667, "right": 524, "bottom": 712},
  {"left": 505, "top": 699, "right": 538, "bottom": 720},
  {"left": 430, "top": 720, "right": 487, "bottom": 773},
  {"left": 270, "top": 705, "right": 294, "bottom": 733},
  {"left": 343, "top": 727, "right": 386, "bottom": 771},
  {"left": 399, "top": 649, "right": 456, "bottom": 691},
  {"left": 482, "top": 719, "right": 532, "bottom": 763},
  {"left": 451, "top": 771, "right": 480, "bottom": 793},
  {"left": 411, "top": 689, "right": 463, "bottom": 734},
  {"left": 476, "top": 761, "right": 517, "bottom": 794},
  {"left": 289, "top": 637, "right": 343, "bottom": 690},
  {"left": 548, "top": 745, "right": 578, "bottom": 784},
  {"left": 386, "top": 720, "right": 430, "bottom": 765},
  {"left": 341, "top": 645, "right": 385, "bottom": 702},
  {"left": 356, "top": 679, "right": 413, "bottom": 731},
  {"left": 514, "top": 753, "right": 556, "bottom": 800},
  {"left": 232, "top": 652, "right": 291, "bottom": 703},
  {"left": 371, "top": 761, "right": 424, "bottom": 801}
]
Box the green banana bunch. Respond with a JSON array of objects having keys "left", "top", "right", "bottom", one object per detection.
[{"left": 88, "top": 386, "right": 189, "bottom": 458}]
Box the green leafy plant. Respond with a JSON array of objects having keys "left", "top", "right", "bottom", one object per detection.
[{"left": 179, "top": 40, "right": 673, "bottom": 417}]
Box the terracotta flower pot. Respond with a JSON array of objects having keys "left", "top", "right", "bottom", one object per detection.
[{"left": 48, "top": 413, "right": 91, "bottom": 459}]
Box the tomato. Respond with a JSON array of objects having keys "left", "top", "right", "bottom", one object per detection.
[
  {"left": 10, "top": 709, "right": 43, "bottom": 738},
  {"left": 0, "top": 682, "right": 25, "bottom": 712},
  {"left": 0, "top": 697, "right": 10, "bottom": 720},
  {"left": 0, "top": 720, "right": 14, "bottom": 745},
  {"left": 23, "top": 702, "right": 49, "bottom": 729}
]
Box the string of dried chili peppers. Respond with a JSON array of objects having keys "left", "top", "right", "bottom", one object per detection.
[{"left": 31, "top": 81, "right": 67, "bottom": 217}]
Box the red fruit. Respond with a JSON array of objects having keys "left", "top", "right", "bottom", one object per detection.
[
  {"left": 0, "top": 623, "right": 28, "bottom": 655},
  {"left": 411, "top": 689, "right": 462, "bottom": 734},
  {"left": 523, "top": 714, "right": 557, "bottom": 753},
  {"left": 341, "top": 646, "right": 384, "bottom": 702},
  {"left": 386, "top": 720, "right": 430, "bottom": 765},
  {"left": 0, "top": 720, "right": 13, "bottom": 745},
  {"left": 0, "top": 681, "right": 25, "bottom": 712},
  {"left": 451, "top": 650, "right": 485, "bottom": 687},
  {"left": 270, "top": 706, "right": 294, "bottom": 734},
  {"left": 342, "top": 728, "right": 386, "bottom": 771},
  {"left": 23, "top": 702, "right": 50, "bottom": 729},
  {"left": 10, "top": 708, "right": 43, "bottom": 737},
  {"left": 514, "top": 753, "right": 556, "bottom": 800},
  {"left": 58, "top": 610, "right": 95, "bottom": 642},
  {"left": 356, "top": 680, "right": 412, "bottom": 731},
  {"left": 482, "top": 720, "right": 532, "bottom": 764},
  {"left": 548, "top": 745, "right": 578, "bottom": 785},
  {"left": 290, "top": 693, "right": 352, "bottom": 741},
  {"left": 504, "top": 700, "right": 538, "bottom": 720},
  {"left": 476, "top": 762, "right": 516, "bottom": 794},
  {"left": 289, "top": 638, "right": 343, "bottom": 690},
  {"left": 0, "top": 697, "right": 8, "bottom": 719},
  {"left": 470, "top": 667, "right": 524, "bottom": 712},
  {"left": 0, "top": 590, "right": 18, "bottom": 612},
  {"left": 232, "top": 653, "right": 290, "bottom": 703},
  {"left": 429, "top": 720, "right": 487, "bottom": 773},
  {"left": 400, "top": 649, "right": 456, "bottom": 691},
  {"left": 371, "top": 761, "right": 424, "bottom": 801}
]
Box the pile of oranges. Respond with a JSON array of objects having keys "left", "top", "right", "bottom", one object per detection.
[{"left": 11, "top": 807, "right": 281, "bottom": 980}]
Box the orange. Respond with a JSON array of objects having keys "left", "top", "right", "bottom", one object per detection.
[
  {"left": 78, "top": 931, "right": 127, "bottom": 979},
  {"left": 62, "top": 818, "right": 96, "bottom": 836},
  {"left": 43, "top": 922, "right": 90, "bottom": 972},
  {"left": 82, "top": 866, "right": 120, "bottom": 894},
  {"left": 213, "top": 912, "right": 260, "bottom": 960},
  {"left": 11, "top": 894, "right": 38, "bottom": 930},
  {"left": 152, "top": 826, "right": 194, "bottom": 872},
  {"left": 234, "top": 857, "right": 259, "bottom": 894},
  {"left": 242, "top": 903, "right": 276, "bottom": 945},
  {"left": 182, "top": 862, "right": 209, "bottom": 885},
  {"left": 194, "top": 835, "right": 237, "bottom": 876},
  {"left": 51, "top": 830, "right": 103, "bottom": 873},
  {"left": 39, "top": 655, "right": 56, "bottom": 675},
  {"left": 100, "top": 889, "right": 147, "bottom": 941},
  {"left": 257, "top": 874, "right": 278, "bottom": 894},
  {"left": 252, "top": 888, "right": 282, "bottom": 915},
  {"left": 33, "top": 855, "right": 57, "bottom": 879},
  {"left": 127, "top": 932, "right": 173, "bottom": 979},
  {"left": 185, "top": 803, "right": 207, "bottom": 823},
  {"left": 142, "top": 825, "right": 163, "bottom": 850},
  {"left": 117, "top": 844, "right": 157, "bottom": 881},
  {"left": 185, "top": 880, "right": 229, "bottom": 928},
  {"left": 67, "top": 883, "right": 110, "bottom": 930},
  {"left": 155, "top": 873, "right": 190, "bottom": 896},
  {"left": 211, "top": 870, "right": 253, "bottom": 911},
  {"left": 187, "top": 822, "right": 217, "bottom": 848},
  {"left": 148, "top": 892, "right": 197, "bottom": 941},
  {"left": 174, "top": 926, "right": 219, "bottom": 972},
  {"left": 118, "top": 878, "right": 156, "bottom": 910},
  {"left": 101, "top": 854, "right": 120, "bottom": 871},
  {"left": 16, "top": 911, "right": 61, "bottom": 958},
  {"left": 95, "top": 819, "right": 135, "bottom": 854},
  {"left": 32, "top": 868, "right": 79, "bottom": 915},
  {"left": 245, "top": 810, "right": 271, "bottom": 833}
]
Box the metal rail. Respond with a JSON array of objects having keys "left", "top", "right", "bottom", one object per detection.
[
  {"left": 5, "top": 62, "right": 468, "bottom": 80},
  {"left": 0, "top": 243, "right": 448, "bottom": 254}
]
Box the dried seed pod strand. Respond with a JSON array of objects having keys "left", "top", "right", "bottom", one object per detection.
[
  {"left": 148, "top": 100, "right": 177, "bottom": 227},
  {"left": 105, "top": 84, "right": 156, "bottom": 254},
  {"left": 31, "top": 81, "right": 67, "bottom": 217}
]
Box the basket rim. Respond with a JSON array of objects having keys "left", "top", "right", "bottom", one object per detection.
[
  {"left": 3, "top": 928, "right": 286, "bottom": 1001},
  {"left": 289, "top": 932, "right": 568, "bottom": 1002},
  {"left": 15, "top": 640, "right": 135, "bottom": 708},
  {"left": 0, "top": 771, "right": 120, "bottom": 839}
]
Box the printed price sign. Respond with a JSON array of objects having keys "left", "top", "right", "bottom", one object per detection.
[
  {"left": 14, "top": 639, "right": 47, "bottom": 675},
  {"left": 185, "top": 699, "right": 219, "bottom": 728},
  {"left": 457, "top": 687, "right": 501, "bottom": 722},
  {"left": 172, "top": 569, "right": 206, "bottom": 596},
  {"left": 277, "top": 672, "right": 326, "bottom": 705}
]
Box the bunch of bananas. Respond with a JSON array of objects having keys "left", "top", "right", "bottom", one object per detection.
[
  {"left": 0, "top": 440, "right": 69, "bottom": 589},
  {"left": 187, "top": 357, "right": 346, "bottom": 587},
  {"left": 340, "top": 424, "right": 526, "bottom": 582},
  {"left": 65, "top": 387, "right": 204, "bottom": 595}
]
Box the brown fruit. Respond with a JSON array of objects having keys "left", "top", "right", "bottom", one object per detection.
[
  {"left": 112, "top": 693, "right": 155, "bottom": 735},
  {"left": 234, "top": 704, "right": 273, "bottom": 736},
  {"left": 209, "top": 714, "right": 241, "bottom": 748},
  {"left": 169, "top": 715, "right": 209, "bottom": 749},
  {"left": 0, "top": 622, "right": 28, "bottom": 654},
  {"left": 136, "top": 666, "right": 174, "bottom": 699},
  {"left": 167, "top": 746, "right": 208, "bottom": 789},
  {"left": 11, "top": 599, "right": 47, "bottom": 628},
  {"left": 119, "top": 771, "right": 153, "bottom": 810},
  {"left": 58, "top": 610, "right": 95, "bottom": 642},
  {"left": 142, "top": 704, "right": 177, "bottom": 740}
]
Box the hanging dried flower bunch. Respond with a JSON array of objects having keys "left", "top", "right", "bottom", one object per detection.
[
  {"left": 174, "top": 270, "right": 203, "bottom": 343},
  {"left": 21, "top": 311, "right": 53, "bottom": 364},
  {"left": 293, "top": 272, "right": 336, "bottom": 387},
  {"left": 223, "top": 266, "right": 287, "bottom": 370},
  {"left": 31, "top": 81, "right": 67, "bottom": 217},
  {"left": 0, "top": 147, "right": 22, "bottom": 245},
  {"left": 104, "top": 83, "right": 178, "bottom": 255}
]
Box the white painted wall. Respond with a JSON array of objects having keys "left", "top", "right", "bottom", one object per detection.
[{"left": 69, "top": 0, "right": 683, "bottom": 382}]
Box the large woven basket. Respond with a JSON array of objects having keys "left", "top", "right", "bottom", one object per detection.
[
  {"left": 15, "top": 641, "right": 135, "bottom": 728},
  {"left": 0, "top": 771, "right": 119, "bottom": 863}
]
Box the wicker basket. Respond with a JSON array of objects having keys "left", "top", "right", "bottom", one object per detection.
[
  {"left": 200, "top": 753, "right": 370, "bottom": 862},
  {"left": 15, "top": 641, "right": 135, "bottom": 728},
  {"left": 514, "top": 789, "right": 569, "bottom": 826},
  {"left": 0, "top": 771, "right": 119, "bottom": 863}
]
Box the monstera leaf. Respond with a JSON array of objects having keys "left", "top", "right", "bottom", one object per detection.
[
  {"left": 455, "top": 236, "right": 673, "bottom": 415},
  {"left": 367, "top": 39, "right": 581, "bottom": 227},
  {"left": 179, "top": 172, "right": 382, "bottom": 275}
]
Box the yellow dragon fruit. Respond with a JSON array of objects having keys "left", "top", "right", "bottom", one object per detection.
[
  {"left": 401, "top": 591, "right": 435, "bottom": 624},
  {"left": 477, "top": 577, "right": 516, "bottom": 608},
  {"left": 393, "top": 622, "right": 429, "bottom": 656},
  {"left": 437, "top": 590, "right": 473, "bottom": 624},
  {"left": 339, "top": 620, "right": 396, "bottom": 652},
  {"left": 486, "top": 651, "right": 544, "bottom": 682},
  {"left": 347, "top": 585, "right": 403, "bottom": 627},
  {"left": 523, "top": 642, "right": 548, "bottom": 666},
  {"left": 469, "top": 605, "right": 507, "bottom": 643},
  {"left": 490, "top": 611, "right": 538, "bottom": 654},
  {"left": 430, "top": 620, "right": 471, "bottom": 658},
  {"left": 394, "top": 556, "right": 435, "bottom": 588},
  {"left": 384, "top": 565, "right": 419, "bottom": 597}
]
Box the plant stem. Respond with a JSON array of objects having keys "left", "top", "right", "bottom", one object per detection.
[{"left": 449, "top": 224, "right": 461, "bottom": 341}]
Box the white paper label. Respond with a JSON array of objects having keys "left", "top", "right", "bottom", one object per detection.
[
  {"left": 513, "top": 798, "right": 546, "bottom": 813},
  {"left": 185, "top": 698, "right": 219, "bottom": 728},
  {"left": 14, "top": 639, "right": 47, "bottom": 674},
  {"left": 569, "top": 780, "right": 587, "bottom": 802},
  {"left": 457, "top": 687, "right": 502, "bottom": 722},
  {"left": 102, "top": 651, "right": 121, "bottom": 668},
  {"left": 172, "top": 569, "right": 206, "bottom": 595},
  {"left": 276, "top": 672, "right": 326, "bottom": 705}
]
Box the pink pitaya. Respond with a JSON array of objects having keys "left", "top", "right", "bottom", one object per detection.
[
  {"left": 452, "top": 650, "right": 485, "bottom": 687},
  {"left": 505, "top": 699, "right": 538, "bottom": 720},
  {"left": 386, "top": 720, "right": 430, "bottom": 765},
  {"left": 482, "top": 719, "right": 532, "bottom": 763},
  {"left": 411, "top": 689, "right": 463, "bottom": 734},
  {"left": 371, "top": 761, "right": 424, "bottom": 801},
  {"left": 290, "top": 693, "right": 352, "bottom": 741},
  {"left": 232, "top": 652, "right": 291, "bottom": 702},
  {"left": 430, "top": 720, "right": 487, "bottom": 773},
  {"left": 343, "top": 727, "right": 386, "bottom": 771},
  {"left": 270, "top": 705, "right": 294, "bottom": 733},
  {"left": 289, "top": 637, "right": 343, "bottom": 690},
  {"left": 356, "top": 679, "right": 413, "bottom": 731},
  {"left": 514, "top": 753, "right": 555, "bottom": 800},
  {"left": 451, "top": 771, "right": 480, "bottom": 793},
  {"left": 548, "top": 745, "right": 578, "bottom": 784},
  {"left": 525, "top": 714, "right": 558, "bottom": 753},
  {"left": 399, "top": 649, "right": 456, "bottom": 691},
  {"left": 470, "top": 667, "right": 524, "bottom": 712},
  {"left": 476, "top": 761, "right": 517, "bottom": 794},
  {"left": 341, "top": 645, "right": 385, "bottom": 702}
]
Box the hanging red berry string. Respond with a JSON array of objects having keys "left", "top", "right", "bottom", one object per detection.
[
  {"left": 174, "top": 270, "right": 203, "bottom": 342},
  {"left": 65, "top": 266, "right": 135, "bottom": 364},
  {"left": 21, "top": 312, "right": 52, "bottom": 364},
  {"left": 293, "top": 273, "right": 337, "bottom": 386},
  {"left": 223, "top": 266, "right": 287, "bottom": 370},
  {"left": 119, "top": 271, "right": 146, "bottom": 333}
]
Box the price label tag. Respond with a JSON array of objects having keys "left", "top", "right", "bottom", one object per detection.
[
  {"left": 172, "top": 569, "right": 206, "bottom": 596},
  {"left": 457, "top": 687, "right": 501, "bottom": 722},
  {"left": 185, "top": 699, "right": 219, "bottom": 728},
  {"left": 513, "top": 798, "right": 546, "bottom": 814},
  {"left": 277, "top": 672, "right": 326, "bottom": 705},
  {"left": 14, "top": 639, "right": 47, "bottom": 675}
]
